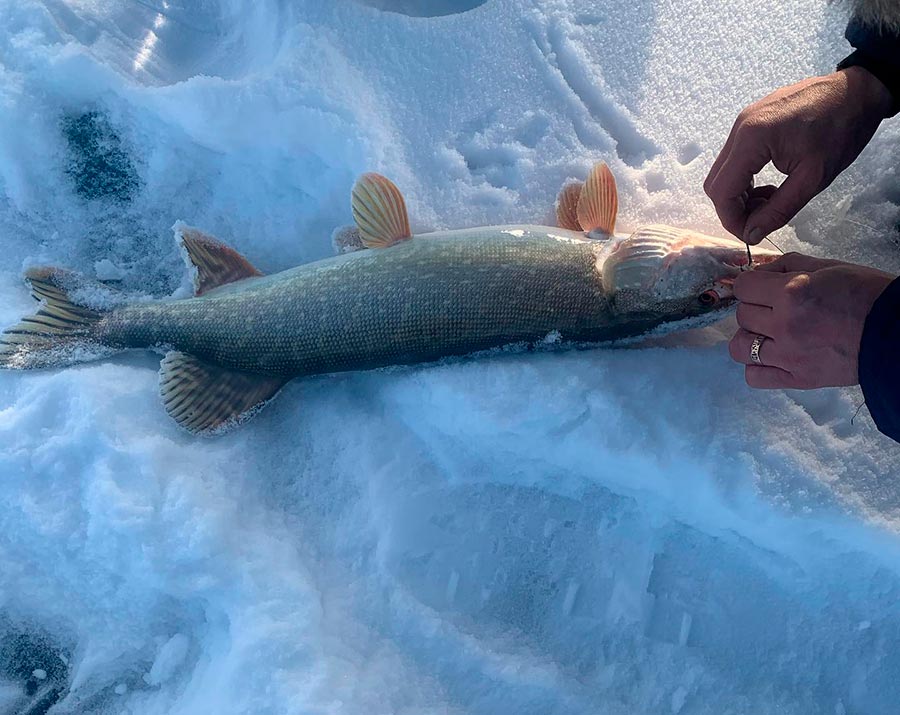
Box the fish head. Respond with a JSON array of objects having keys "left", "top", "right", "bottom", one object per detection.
[{"left": 600, "top": 225, "right": 779, "bottom": 321}]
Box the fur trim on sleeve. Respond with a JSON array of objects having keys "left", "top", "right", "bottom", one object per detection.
[{"left": 848, "top": 0, "right": 900, "bottom": 32}]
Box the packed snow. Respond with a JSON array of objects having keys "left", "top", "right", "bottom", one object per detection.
[{"left": 1, "top": 0, "right": 900, "bottom": 713}]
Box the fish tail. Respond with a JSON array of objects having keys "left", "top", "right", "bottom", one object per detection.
[{"left": 0, "top": 267, "right": 120, "bottom": 369}]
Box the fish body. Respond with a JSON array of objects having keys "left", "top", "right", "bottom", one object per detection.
[
  {"left": 0, "top": 164, "right": 776, "bottom": 434},
  {"left": 101, "top": 226, "right": 644, "bottom": 377}
]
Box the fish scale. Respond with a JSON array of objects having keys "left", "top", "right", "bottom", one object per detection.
[{"left": 98, "top": 227, "right": 616, "bottom": 376}]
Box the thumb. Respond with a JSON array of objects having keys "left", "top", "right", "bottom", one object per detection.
[
  {"left": 742, "top": 168, "right": 820, "bottom": 244},
  {"left": 754, "top": 251, "right": 844, "bottom": 273}
]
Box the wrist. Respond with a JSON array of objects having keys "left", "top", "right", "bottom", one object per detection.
[
  {"left": 859, "top": 275, "right": 900, "bottom": 441},
  {"left": 837, "top": 63, "right": 896, "bottom": 119}
]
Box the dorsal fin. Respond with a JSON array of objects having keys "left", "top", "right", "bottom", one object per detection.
[
  {"left": 159, "top": 352, "right": 288, "bottom": 435},
  {"left": 178, "top": 226, "right": 263, "bottom": 296},
  {"left": 351, "top": 173, "right": 412, "bottom": 249},
  {"left": 555, "top": 180, "right": 584, "bottom": 231},
  {"left": 576, "top": 162, "right": 618, "bottom": 236}
]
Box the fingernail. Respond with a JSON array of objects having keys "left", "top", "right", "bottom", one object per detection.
[{"left": 744, "top": 227, "right": 763, "bottom": 245}]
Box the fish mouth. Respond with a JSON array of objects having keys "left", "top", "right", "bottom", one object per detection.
[
  {"left": 747, "top": 252, "right": 781, "bottom": 267},
  {"left": 702, "top": 250, "right": 781, "bottom": 305},
  {"left": 601, "top": 225, "right": 781, "bottom": 296}
]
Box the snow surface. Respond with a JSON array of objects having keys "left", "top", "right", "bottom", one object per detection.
[{"left": 1, "top": 0, "right": 900, "bottom": 713}]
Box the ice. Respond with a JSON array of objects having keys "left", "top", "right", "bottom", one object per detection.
[
  {"left": 671, "top": 685, "right": 688, "bottom": 714},
  {"left": 1, "top": 0, "right": 900, "bottom": 713},
  {"left": 356, "top": 0, "right": 489, "bottom": 17},
  {"left": 144, "top": 634, "right": 189, "bottom": 687}
]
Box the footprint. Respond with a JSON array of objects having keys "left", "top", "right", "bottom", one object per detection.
[
  {"left": 447, "top": 109, "right": 550, "bottom": 191},
  {"left": 528, "top": 19, "right": 660, "bottom": 167},
  {"left": 645, "top": 171, "right": 667, "bottom": 193},
  {"left": 786, "top": 388, "right": 858, "bottom": 439},
  {"left": 382, "top": 481, "right": 656, "bottom": 657},
  {"left": 514, "top": 111, "right": 551, "bottom": 149},
  {"left": 458, "top": 144, "right": 521, "bottom": 190},
  {"left": 574, "top": 13, "right": 605, "bottom": 26},
  {"left": 677, "top": 142, "right": 702, "bottom": 166}
]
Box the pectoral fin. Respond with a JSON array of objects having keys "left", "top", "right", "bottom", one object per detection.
[
  {"left": 351, "top": 173, "right": 412, "bottom": 248},
  {"left": 159, "top": 352, "right": 288, "bottom": 435},
  {"left": 555, "top": 180, "right": 584, "bottom": 231},
  {"left": 576, "top": 162, "right": 618, "bottom": 236},
  {"left": 177, "top": 225, "right": 263, "bottom": 296}
]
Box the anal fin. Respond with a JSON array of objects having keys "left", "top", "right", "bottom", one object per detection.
[
  {"left": 177, "top": 225, "right": 263, "bottom": 296},
  {"left": 159, "top": 352, "right": 288, "bottom": 435}
]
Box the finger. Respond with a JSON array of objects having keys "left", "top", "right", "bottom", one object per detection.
[
  {"left": 745, "top": 364, "right": 802, "bottom": 389},
  {"left": 705, "top": 132, "right": 772, "bottom": 238},
  {"left": 748, "top": 185, "right": 778, "bottom": 200},
  {"left": 746, "top": 184, "right": 778, "bottom": 214},
  {"left": 704, "top": 116, "right": 743, "bottom": 195},
  {"left": 752, "top": 251, "right": 845, "bottom": 274},
  {"left": 741, "top": 167, "right": 823, "bottom": 243},
  {"left": 729, "top": 329, "right": 787, "bottom": 367},
  {"left": 735, "top": 302, "right": 775, "bottom": 335},
  {"left": 705, "top": 121, "right": 760, "bottom": 196},
  {"left": 732, "top": 270, "right": 791, "bottom": 307}
]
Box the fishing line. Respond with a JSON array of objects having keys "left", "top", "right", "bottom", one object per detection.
[
  {"left": 763, "top": 236, "right": 785, "bottom": 254},
  {"left": 851, "top": 400, "right": 866, "bottom": 426},
  {"left": 743, "top": 235, "right": 786, "bottom": 272}
]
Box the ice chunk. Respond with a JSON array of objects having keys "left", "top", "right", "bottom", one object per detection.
[
  {"left": 144, "top": 635, "right": 189, "bottom": 687},
  {"left": 671, "top": 686, "right": 688, "bottom": 714}
]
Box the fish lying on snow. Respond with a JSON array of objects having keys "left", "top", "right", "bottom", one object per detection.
[{"left": 0, "top": 163, "right": 777, "bottom": 435}]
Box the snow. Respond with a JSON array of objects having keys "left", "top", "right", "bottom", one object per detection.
[{"left": 0, "top": 0, "right": 899, "bottom": 713}]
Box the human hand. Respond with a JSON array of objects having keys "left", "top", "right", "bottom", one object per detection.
[
  {"left": 728, "top": 253, "right": 894, "bottom": 388},
  {"left": 704, "top": 67, "right": 894, "bottom": 244}
]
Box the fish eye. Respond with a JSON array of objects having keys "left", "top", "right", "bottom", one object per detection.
[{"left": 698, "top": 289, "right": 719, "bottom": 307}]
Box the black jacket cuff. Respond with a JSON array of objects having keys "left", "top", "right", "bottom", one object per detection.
[
  {"left": 840, "top": 17, "right": 900, "bottom": 116},
  {"left": 859, "top": 276, "right": 900, "bottom": 442}
]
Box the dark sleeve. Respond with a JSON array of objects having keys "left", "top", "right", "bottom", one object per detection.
[
  {"left": 838, "top": 16, "right": 900, "bottom": 116},
  {"left": 859, "top": 277, "right": 900, "bottom": 442}
]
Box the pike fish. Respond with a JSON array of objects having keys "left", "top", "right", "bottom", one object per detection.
[{"left": 0, "top": 163, "right": 776, "bottom": 434}]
